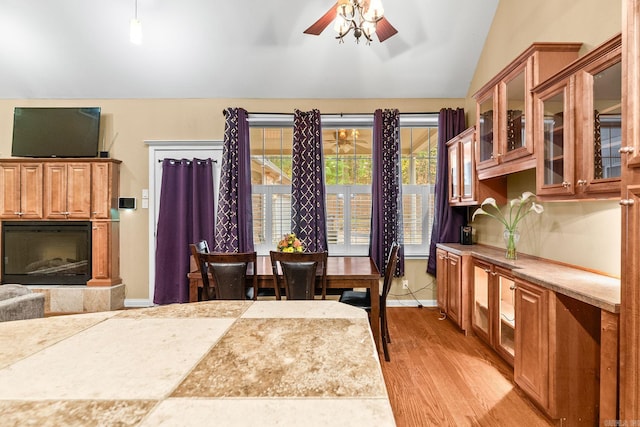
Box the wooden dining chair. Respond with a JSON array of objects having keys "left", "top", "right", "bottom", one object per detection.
[
  {"left": 339, "top": 243, "right": 400, "bottom": 361},
  {"left": 194, "top": 251, "right": 258, "bottom": 301},
  {"left": 269, "top": 251, "right": 328, "bottom": 300}
]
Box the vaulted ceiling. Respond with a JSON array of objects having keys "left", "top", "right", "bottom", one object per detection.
[{"left": 0, "top": 0, "right": 499, "bottom": 99}]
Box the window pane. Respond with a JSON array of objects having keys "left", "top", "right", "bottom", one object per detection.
[
  {"left": 351, "top": 193, "right": 371, "bottom": 245},
  {"left": 252, "top": 194, "right": 265, "bottom": 245},
  {"left": 326, "top": 193, "right": 345, "bottom": 245},
  {"left": 271, "top": 193, "right": 291, "bottom": 245}
]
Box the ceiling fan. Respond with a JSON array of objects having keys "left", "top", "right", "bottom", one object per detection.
[
  {"left": 304, "top": 0, "right": 398, "bottom": 44},
  {"left": 323, "top": 129, "right": 370, "bottom": 153}
]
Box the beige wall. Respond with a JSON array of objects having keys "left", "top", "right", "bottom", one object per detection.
[
  {"left": 0, "top": 98, "right": 461, "bottom": 302},
  {"left": 466, "top": 0, "right": 622, "bottom": 277}
]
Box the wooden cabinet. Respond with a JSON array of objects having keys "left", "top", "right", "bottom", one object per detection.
[
  {"left": 0, "top": 158, "right": 122, "bottom": 287},
  {"left": 0, "top": 162, "right": 43, "bottom": 219},
  {"left": 514, "top": 279, "right": 550, "bottom": 411},
  {"left": 533, "top": 34, "right": 622, "bottom": 199},
  {"left": 474, "top": 43, "right": 581, "bottom": 180},
  {"left": 447, "top": 127, "right": 507, "bottom": 206},
  {"left": 44, "top": 162, "right": 92, "bottom": 219},
  {"left": 88, "top": 220, "right": 120, "bottom": 286},
  {"left": 471, "top": 258, "right": 516, "bottom": 366},
  {"left": 91, "top": 161, "right": 119, "bottom": 219},
  {"left": 436, "top": 248, "right": 471, "bottom": 333}
]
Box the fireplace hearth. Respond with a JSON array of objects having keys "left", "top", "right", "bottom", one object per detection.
[{"left": 2, "top": 221, "right": 92, "bottom": 285}]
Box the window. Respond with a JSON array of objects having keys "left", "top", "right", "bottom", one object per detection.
[{"left": 249, "top": 114, "right": 438, "bottom": 257}]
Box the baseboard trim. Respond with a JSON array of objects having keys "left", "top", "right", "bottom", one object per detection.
[
  {"left": 387, "top": 299, "right": 437, "bottom": 308},
  {"left": 125, "top": 298, "right": 154, "bottom": 308}
]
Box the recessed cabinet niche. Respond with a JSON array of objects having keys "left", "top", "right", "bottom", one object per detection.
[
  {"left": 533, "top": 33, "right": 622, "bottom": 199},
  {"left": 474, "top": 43, "right": 581, "bottom": 180},
  {"left": 447, "top": 127, "right": 507, "bottom": 206}
]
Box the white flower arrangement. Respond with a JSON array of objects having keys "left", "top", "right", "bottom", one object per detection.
[{"left": 472, "top": 191, "right": 544, "bottom": 232}]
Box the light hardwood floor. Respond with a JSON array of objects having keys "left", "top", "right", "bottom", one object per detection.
[{"left": 380, "top": 307, "right": 553, "bottom": 427}]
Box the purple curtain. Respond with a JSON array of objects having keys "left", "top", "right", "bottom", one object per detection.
[
  {"left": 426, "top": 108, "right": 466, "bottom": 275},
  {"left": 369, "top": 109, "right": 404, "bottom": 277},
  {"left": 291, "top": 109, "right": 328, "bottom": 252},
  {"left": 154, "top": 158, "right": 215, "bottom": 304},
  {"left": 214, "top": 108, "right": 254, "bottom": 253}
]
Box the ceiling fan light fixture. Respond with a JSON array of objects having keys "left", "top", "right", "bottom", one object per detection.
[{"left": 333, "top": 0, "right": 384, "bottom": 45}]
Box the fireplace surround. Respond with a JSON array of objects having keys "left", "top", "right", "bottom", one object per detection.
[{"left": 2, "top": 221, "right": 92, "bottom": 285}]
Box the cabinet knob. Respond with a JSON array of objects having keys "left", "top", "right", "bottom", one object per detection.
[
  {"left": 619, "top": 146, "right": 635, "bottom": 154},
  {"left": 509, "top": 284, "right": 517, "bottom": 290},
  {"left": 15, "top": 212, "right": 23, "bottom": 216},
  {"left": 620, "top": 199, "right": 635, "bottom": 206},
  {"left": 561, "top": 181, "right": 571, "bottom": 188},
  {"left": 577, "top": 179, "right": 587, "bottom": 186}
]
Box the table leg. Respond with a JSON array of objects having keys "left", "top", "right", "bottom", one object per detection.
[{"left": 369, "top": 278, "right": 381, "bottom": 355}]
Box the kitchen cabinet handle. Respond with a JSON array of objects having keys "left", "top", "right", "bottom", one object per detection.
[
  {"left": 619, "top": 146, "right": 635, "bottom": 154},
  {"left": 620, "top": 199, "right": 635, "bottom": 206},
  {"left": 509, "top": 284, "right": 517, "bottom": 290},
  {"left": 561, "top": 181, "right": 571, "bottom": 188},
  {"left": 577, "top": 179, "right": 587, "bottom": 186}
]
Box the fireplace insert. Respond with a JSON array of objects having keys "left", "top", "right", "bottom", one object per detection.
[{"left": 2, "top": 221, "right": 92, "bottom": 285}]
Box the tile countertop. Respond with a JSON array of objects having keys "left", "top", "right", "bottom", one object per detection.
[
  {"left": 0, "top": 301, "right": 396, "bottom": 427},
  {"left": 437, "top": 243, "right": 621, "bottom": 314}
]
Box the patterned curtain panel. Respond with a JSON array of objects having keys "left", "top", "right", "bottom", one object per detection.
[
  {"left": 594, "top": 110, "right": 603, "bottom": 180},
  {"left": 154, "top": 158, "right": 215, "bottom": 304},
  {"left": 369, "top": 109, "right": 404, "bottom": 277},
  {"left": 426, "top": 108, "right": 466, "bottom": 276},
  {"left": 215, "top": 107, "right": 255, "bottom": 253},
  {"left": 290, "top": 109, "right": 328, "bottom": 252}
]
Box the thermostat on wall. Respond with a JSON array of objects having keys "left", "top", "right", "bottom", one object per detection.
[{"left": 118, "top": 197, "right": 136, "bottom": 210}]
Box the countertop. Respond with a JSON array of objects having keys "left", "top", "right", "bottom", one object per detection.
[
  {"left": 437, "top": 243, "right": 621, "bottom": 313},
  {"left": 0, "top": 301, "right": 395, "bottom": 426}
]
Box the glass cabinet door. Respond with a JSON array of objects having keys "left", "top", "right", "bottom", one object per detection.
[
  {"left": 504, "top": 68, "right": 527, "bottom": 156},
  {"left": 588, "top": 60, "right": 622, "bottom": 184},
  {"left": 472, "top": 262, "right": 491, "bottom": 342},
  {"left": 496, "top": 272, "right": 516, "bottom": 364},
  {"left": 448, "top": 141, "right": 459, "bottom": 203},
  {"left": 477, "top": 91, "right": 498, "bottom": 168},
  {"left": 460, "top": 134, "right": 474, "bottom": 202},
  {"left": 537, "top": 84, "right": 574, "bottom": 196}
]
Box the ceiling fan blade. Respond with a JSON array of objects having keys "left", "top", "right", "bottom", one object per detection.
[
  {"left": 376, "top": 18, "right": 398, "bottom": 42},
  {"left": 304, "top": 2, "right": 339, "bottom": 35}
]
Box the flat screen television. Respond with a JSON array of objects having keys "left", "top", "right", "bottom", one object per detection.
[{"left": 11, "top": 107, "right": 101, "bottom": 158}]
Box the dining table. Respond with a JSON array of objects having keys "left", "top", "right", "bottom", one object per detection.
[{"left": 188, "top": 255, "right": 383, "bottom": 352}]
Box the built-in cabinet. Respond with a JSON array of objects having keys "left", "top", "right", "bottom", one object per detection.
[
  {"left": 474, "top": 43, "right": 582, "bottom": 180},
  {"left": 471, "top": 258, "right": 516, "bottom": 366},
  {"left": 0, "top": 163, "right": 43, "bottom": 219},
  {"left": 44, "top": 162, "right": 92, "bottom": 219},
  {"left": 533, "top": 34, "right": 622, "bottom": 199},
  {"left": 446, "top": 127, "right": 507, "bottom": 206},
  {"left": 436, "top": 247, "right": 471, "bottom": 333},
  {"left": 0, "top": 158, "right": 121, "bottom": 286}
]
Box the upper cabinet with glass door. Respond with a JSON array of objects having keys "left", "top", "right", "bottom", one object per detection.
[
  {"left": 474, "top": 43, "right": 582, "bottom": 181},
  {"left": 533, "top": 34, "right": 622, "bottom": 199},
  {"left": 447, "top": 127, "right": 506, "bottom": 206}
]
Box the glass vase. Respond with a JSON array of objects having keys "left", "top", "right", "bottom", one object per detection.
[{"left": 503, "top": 228, "right": 520, "bottom": 260}]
